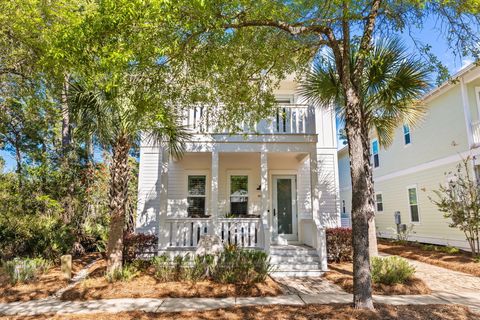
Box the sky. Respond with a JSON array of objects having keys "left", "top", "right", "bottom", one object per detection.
[{"left": 0, "top": 16, "right": 476, "bottom": 172}]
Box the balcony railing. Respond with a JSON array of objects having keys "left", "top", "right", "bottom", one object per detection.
[{"left": 183, "top": 104, "right": 315, "bottom": 134}]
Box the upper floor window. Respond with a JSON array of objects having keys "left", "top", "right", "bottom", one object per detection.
[
  {"left": 187, "top": 175, "right": 206, "bottom": 216},
  {"left": 375, "top": 193, "right": 383, "bottom": 212},
  {"left": 403, "top": 124, "right": 411, "bottom": 145},
  {"left": 408, "top": 186, "right": 419, "bottom": 223},
  {"left": 230, "top": 175, "right": 248, "bottom": 215},
  {"left": 372, "top": 139, "right": 379, "bottom": 168}
]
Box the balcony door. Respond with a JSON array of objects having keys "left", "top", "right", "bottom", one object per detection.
[{"left": 272, "top": 175, "right": 298, "bottom": 243}]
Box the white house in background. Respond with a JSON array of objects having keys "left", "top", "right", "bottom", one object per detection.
[
  {"left": 338, "top": 63, "right": 480, "bottom": 250},
  {"left": 135, "top": 76, "right": 341, "bottom": 276}
]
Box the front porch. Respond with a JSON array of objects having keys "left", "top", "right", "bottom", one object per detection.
[{"left": 137, "top": 149, "right": 336, "bottom": 272}]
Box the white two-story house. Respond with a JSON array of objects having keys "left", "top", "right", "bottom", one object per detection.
[
  {"left": 339, "top": 63, "right": 480, "bottom": 250},
  {"left": 135, "top": 76, "right": 340, "bottom": 275}
]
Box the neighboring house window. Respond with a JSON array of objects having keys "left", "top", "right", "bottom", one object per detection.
[
  {"left": 372, "top": 139, "right": 379, "bottom": 168},
  {"left": 375, "top": 193, "right": 383, "bottom": 212},
  {"left": 403, "top": 124, "right": 411, "bottom": 145},
  {"left": 408, "top": 186, "right": 419, "bottom": 222},
  {"left": 187, "top": 175, "right": 206, "bottom": 216},
  {"left": 230, "top": 175, "right": 248, "bottom": 215},
  {"left": 342, "top": 200, "right": 346, "bottom": 214}
]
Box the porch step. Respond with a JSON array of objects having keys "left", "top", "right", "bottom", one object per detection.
[{"left": 269, "top": 244, "right": 324, "bottom": 277}]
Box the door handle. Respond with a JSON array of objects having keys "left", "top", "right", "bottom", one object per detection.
[{"left": 273, "top": 209, "right": 276, "bottom": 217}]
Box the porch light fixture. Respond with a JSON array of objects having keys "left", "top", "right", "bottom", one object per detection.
[{"left": 256, "top": 184, "right": 261, "bottom": 191}]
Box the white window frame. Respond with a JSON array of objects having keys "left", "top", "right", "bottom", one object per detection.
[
  {"left": 186, "top": 170, "right": 210, "bottom": 217},
  {"left": 375, "top": 192, "right": 384, "bottom": 213},
  {"left": 372, "top": 139, "right": 380, "bottom": 168},
  {"left": 403, "top": 124, "right": 411, "bottom": 146},
  {"left": 406, "top": 185, "right": 420, "bottom": 224},
  {"left": 227, "top": 170, "right": 252, "bottom": 215}
]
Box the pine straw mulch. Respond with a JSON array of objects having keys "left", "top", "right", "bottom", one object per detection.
[
  {"left": 0, "top": 253, "right": 101, "bottom": 303},
  {"left": 378, "top": 239, "right": 480, "bottom": 277},
  {"left": 323, "top": 262, "right": 431, "bottom": 295},
  {"left": 60, "top": 259, "right": 283, "bottom": 301},
  {"left": 2, "top": 304, "right": 479, "bottom": 320}
]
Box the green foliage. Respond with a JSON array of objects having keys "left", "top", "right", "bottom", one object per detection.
[
  {"left": 105, "top": 264, "right": 140, "bottom": 283},
  {"left": 2, "top": 257, "right": 52, "bottom": 285},
  {"left": 421, "top": 244, "right": 460, "bottom": 254},
  {"left": 430, "top": 157, "right": 480, "bottom": 256},
  {"left": 388, "top": 224, "right": 415, "bottom": 244},
  {"left": 371, "top": 256, "right": 416, "bottom": 285}
]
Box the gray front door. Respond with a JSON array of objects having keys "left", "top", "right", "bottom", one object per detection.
[{"left": 272, "top": 175, "right": 297, "bottom": 242}]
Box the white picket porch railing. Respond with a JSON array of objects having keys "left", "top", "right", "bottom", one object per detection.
[
  {"left": 218, "top": 218, "right": 262, "bottom": 248},
  {"left": 165, "top": 217, "right": 263, "bottom": 249},
  {"left": 182, "top": 104, "right": 314, "bottom": 134},
  {"left": 166, "top": 218, "right": 211, "bottom": 248}
]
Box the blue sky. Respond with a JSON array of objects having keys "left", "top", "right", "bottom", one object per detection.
[{"left": 0, "top": 18, "right": 476, "bottom": 172}]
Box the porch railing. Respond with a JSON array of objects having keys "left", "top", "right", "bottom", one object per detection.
[
  {"left": 165, "top": 217, "right": 263, "bottom": 249},
  {"left": 218, "top": 218, "right": 262, "bottom": 248},
  {"left": 166, "top": 218, "right": 211, "bottom": 248},
  {"left": 183, "top": 104, "right": 314, "bottom": 134}
]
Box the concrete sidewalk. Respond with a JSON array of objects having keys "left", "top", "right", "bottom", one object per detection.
[{"left": 0, "top": 293, "right": 457, "bottom": 317}]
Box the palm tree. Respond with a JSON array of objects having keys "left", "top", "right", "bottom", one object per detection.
[
  {"left": 300, "top": 38, "right": 430, "bottom": 307},
  {"left": 69, "top": 74, "right": 190, "bottom": 273}
]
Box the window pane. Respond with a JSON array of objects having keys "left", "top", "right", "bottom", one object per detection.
[
  {"left": 372, "top": 140, "right": 379, "bottom": 154},
  {"left": 403, "top": 124, "right": 410, "bottom": 135},
  {"left": 230, "top": 175, "right": 248, "bottom": 195},
  {"left": 376, "top": 194, "right": 383, "bottom": 212},
  {"left": 405, "top": 133, "right": 411, "bottom": 144},
  {"left": 374, "top": 154, "right": 379, "bottom": 168},
  {"left": 187, "top": 197, "right": 205, "bottom": 216},
  {"left": 188, "top": 176, "right": 206, "bottom": 196},
  {"left": 408, "top": 188, "right": 417, "bottom": 205},
  {"left": 410, "top": 205, "right": 419, "bottom": 222}
]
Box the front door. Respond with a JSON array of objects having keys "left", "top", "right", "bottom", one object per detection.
[{"left": 272, "top": 175, "right": 297, "bottom": 242}]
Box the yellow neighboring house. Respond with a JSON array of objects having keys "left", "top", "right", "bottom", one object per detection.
[{"left": 338, "top": 63, "right": 480, "bottom": 250}]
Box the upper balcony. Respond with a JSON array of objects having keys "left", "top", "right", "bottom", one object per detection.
[{"left": 182, "top": 104, "right": 316, "bottom": 135}]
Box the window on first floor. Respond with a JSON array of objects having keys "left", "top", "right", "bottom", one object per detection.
[
  {"left": 375, "top": 193, "right": 383, "bottom": 212},
  {"left": 230, "top": 175, "right": 248, "bottom": 215},
  {"left": 187, "top": 175, "right": 206, "bottom": 216},
  {"left": 408, "top": 186, "right": 419, "bottom": 222},
  {"left": 342, "top": 200, "right": 346, "bottom": 214},
  {"left": 372, "top": 139, "right": 379, "bottom": 168},
  {"left": 403, "top": 124, "right": 411, "bottom": 145}
]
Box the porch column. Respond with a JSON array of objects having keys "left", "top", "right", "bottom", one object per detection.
[
  {"left": 158, "top": 148, "right": 169, "bottom": 250},
  {"left": 309, "top": 150, "right": 328, "bottom": 270},
  {"left": 260, "top": 151, "right": 270, "bottom": 253},
  {"left": 211, "top": 150, "right": 219, "bottom": 236}
]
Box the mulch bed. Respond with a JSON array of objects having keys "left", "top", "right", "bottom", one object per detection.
[
  {"left": 323, "top": 262, "right": 431, "bottom": 295},
  {"left": 0, "top": 253, "right": 102, "bottom": 303},
  {"left": 60, "top": 259, "right": 283, "bottom": 300},
  {"left": 3, "top": 304, "right": 478, "bottom": 320},
  {"left": 378, "top": 239, "right": 480, "bottom": 277}
]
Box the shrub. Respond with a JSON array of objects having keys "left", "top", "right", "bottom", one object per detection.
[
  {"left": 189, "top": 254, "right": 215, "bottom": 282},
  {"left": 211, "top": 246, "right": 272, "bottom": 284},
  {"left": 2, "top": 257, "right": 51, "bottom": 285},
  {"left": 122, "top": 233, "right": 158, "bottom": 263},
  {"left": 151, "top": 255, "right": 172, "bottom": 281},
  {"left": 371, "top": 256, "right": 415, "bottom": 285},
  {"left": 326, "top": 228, "right": 352, "bottom": 262},
  {"left": 105, "top": 264, "right": 140, "bottom": 283}
]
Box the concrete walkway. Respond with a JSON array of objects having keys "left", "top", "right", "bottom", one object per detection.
[{"left": 0, "top": 293, "right": 451, "bottom": 317}]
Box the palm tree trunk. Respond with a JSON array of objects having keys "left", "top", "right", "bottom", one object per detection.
[
  {"left": 61, "top": 74, "right": 71, "bottom": 156},
  {"left": 345, "top": 90, "right": 375, "bottom": 310},
  {"left": 106, "top": 134, "right": 131, "bottom": 273}
]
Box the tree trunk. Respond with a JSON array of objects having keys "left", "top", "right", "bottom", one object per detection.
[
  {"left": 61, "top": 74, "right": 71, "bottom": 156},
  {"left": 345, "top": 89, "right": 375, "bottom": 310},
  {"left": 106, "top": 135, "right": 131, "bottom": 273}
]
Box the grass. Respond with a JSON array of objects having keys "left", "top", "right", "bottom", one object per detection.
[
  {"left": 378, "top": 239, "right": 480, "bottom": 277},
  {"left": 323, "top": 262, "right": 431, "bottom": 295},
  {"left": 60, "top": 259, "right": 282, "bottom": 300},
  {"left": 1, "top": 304, "right": 478, "bottom": 320}
]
